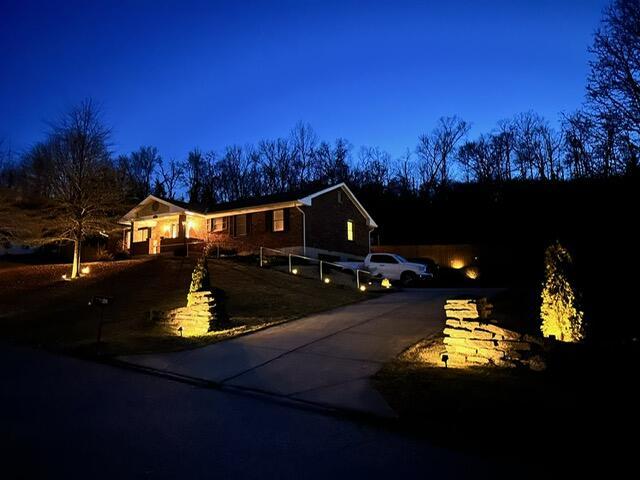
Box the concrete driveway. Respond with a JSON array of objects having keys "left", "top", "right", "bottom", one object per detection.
[{"left": 120, "top": 288, "right": 500, "bottom": 417}]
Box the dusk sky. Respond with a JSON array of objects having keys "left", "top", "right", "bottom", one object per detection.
[{"left": 1, "top": 0, "right": 609, "bottom": 161}]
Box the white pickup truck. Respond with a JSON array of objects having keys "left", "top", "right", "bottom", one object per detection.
[{"left": 337, "top": 253, "right": 433, "bottom": 286}]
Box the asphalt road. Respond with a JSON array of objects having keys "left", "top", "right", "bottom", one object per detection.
[{"left": 0, "top": 342, "right": 515, "bottom": 479}]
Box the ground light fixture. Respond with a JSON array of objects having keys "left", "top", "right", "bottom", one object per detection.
[
  {"left": 359, "top": 285, "right": 367, "bottom": 292},
  {"left": 291, "top": 268, "right": 298, "bottom": 275},
  {"left": 81, "top": 266, "right": 90, "bottom": 275},
  {"left": 324, "top": 277, "right": 331, "bottom": 284},
  {"left": 381, "top": 278, "right": 392, "bottom": 289}
]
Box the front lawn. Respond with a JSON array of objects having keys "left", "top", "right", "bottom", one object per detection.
[{"left": 0, "top": 256, "right": 371, "bottom": 356}]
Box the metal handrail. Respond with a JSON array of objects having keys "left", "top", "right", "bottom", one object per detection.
[{"left": 259, "top": 246, "right": 373, "bottom": 290}]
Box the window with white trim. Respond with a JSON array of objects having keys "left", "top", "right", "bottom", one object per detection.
[
  {"left": 134, "top": 227, "right": 149, "bottom": 242},
  {"left": 273, "top": 209, "right": 284, "bottom": 232},
  {"left": 209, "top": 217, "right": 227, "bottom": 232},
  {"left": 347, "top": 220, "right": 354, "bottom": 241}
]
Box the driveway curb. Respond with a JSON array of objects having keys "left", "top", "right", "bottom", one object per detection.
[{"left": 105, "top": 356, "right": 399, "bottom": 425}]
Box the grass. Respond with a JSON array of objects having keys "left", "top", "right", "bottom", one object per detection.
[
  {"left": 0, "top": 255, "right": 371, "bottom": 356},
  {"left": 373, "top": 334, "right": 640, "bottom": 470}
]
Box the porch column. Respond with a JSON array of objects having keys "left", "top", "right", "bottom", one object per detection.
[
  {"left": 178, "top": 214, "right": 187, "bottom": 242},
  {"left": 129, "top": 221, "right": 134, "bottom": 252}
]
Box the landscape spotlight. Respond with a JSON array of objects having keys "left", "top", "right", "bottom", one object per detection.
[
  {"left": 324, "top": 277, "right": 331, "bottom": 284},
  {"left": 292, "top": 268, "right": 298, "bottom": 275},
  {"left": 81, "top": 266, "right": 90, "bottom": 275},
  {"left": 359, "top": 285, "right": 367, "bottom": 292}
]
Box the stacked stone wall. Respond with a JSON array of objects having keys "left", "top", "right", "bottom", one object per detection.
[
  {"left": 443, "top": 299, "right": 545, "bottom": 370},
  {"left": 153, "top": 291, "right": 216, "bottom": 336}
]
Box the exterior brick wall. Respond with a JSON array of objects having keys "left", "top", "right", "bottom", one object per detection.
[
  {"left": 305, "top": 189, "right": 370, "bottom": 257},
  {"left": 206, "top": 207, "right": 303, "bottom": 254}
]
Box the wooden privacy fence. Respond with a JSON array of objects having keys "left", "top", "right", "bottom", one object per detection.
[{"left": 372, "top": 244, "right": 479, "bottom": 269}]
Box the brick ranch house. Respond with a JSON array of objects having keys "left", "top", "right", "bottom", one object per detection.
[{"left": 118, "top": 183, "right": 378, "bottom": 261}]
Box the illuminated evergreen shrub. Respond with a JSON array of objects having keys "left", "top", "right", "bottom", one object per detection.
[
  {"left": 540, "top": 242, "right": 585, "bottom": 342},
  {"left": 189, "top": 257, "right": 210, "bottom": 292}
]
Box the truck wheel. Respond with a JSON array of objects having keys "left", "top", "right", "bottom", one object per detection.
[{"left": 400, "top": 271, "right": 417, "bottom": 287}]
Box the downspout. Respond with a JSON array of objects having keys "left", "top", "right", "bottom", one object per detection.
[
  {"left": 368, "top": 227, "right": 374, "bottom": 254},
  {"left": 295, "top": 205, "right": 306, "bottom": 256}
]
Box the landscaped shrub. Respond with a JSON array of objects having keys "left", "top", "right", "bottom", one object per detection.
[
  {"left": 189, "top": 257, "right": 211, "bottom": 292},
  {"left": 95, "top": 245, "right": 114, "bottom": 261},
  {"left": 540, "top": 242, "right": 585, "bottom": 342}
]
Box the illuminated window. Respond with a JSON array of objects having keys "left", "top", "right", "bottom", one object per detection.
[
  {"left": 235, "top": 215, "right": 247, "bottom": 236},
  {"left": 347, "top": 220, "right": 354, "bottom": 241},
  {"left": 209, "top": 217, "right": 227, "bottom": 232},
  {"left": 134, "top": 227, "right": 149, "bottom": 242},
  {"left": 170, "top": 223, "right": 178, "bottom": 238},
  {"left": 273, "top": 209, "right": 284, "bottom": 232}
]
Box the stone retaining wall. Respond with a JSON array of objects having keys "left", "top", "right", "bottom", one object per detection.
[
  {"left": 443, "top": 299, "right": 545, "bottom": 370},
  {"left": 152, "top": 291, "right": 215, "bottom": 336}
]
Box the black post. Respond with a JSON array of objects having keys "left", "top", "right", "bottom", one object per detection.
[{"left": 96, "top": 306, "right": 104, "bottom": 344}]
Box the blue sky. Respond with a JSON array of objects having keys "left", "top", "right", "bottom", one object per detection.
[{"left": 0, "top": 0, "right": 609, "bottom": 160}]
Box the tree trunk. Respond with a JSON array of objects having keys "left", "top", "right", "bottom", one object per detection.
[{"left": 71, "top": 238, "right": 81, "bottom": 278}]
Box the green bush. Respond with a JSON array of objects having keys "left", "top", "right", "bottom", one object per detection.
[{"left": 189, "top": 257, "right": 211, "bottom": 293}]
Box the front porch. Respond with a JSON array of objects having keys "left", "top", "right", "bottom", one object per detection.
[{"left": 124, "top": 212, "right": 207, "bottom": 255}]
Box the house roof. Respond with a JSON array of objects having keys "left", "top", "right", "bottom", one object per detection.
[
  {"left": 120, "top": 183, "right": 377, "bottom": 228},
  {"left": 204, "top": 183, "right": 326, "bottom": 213}
]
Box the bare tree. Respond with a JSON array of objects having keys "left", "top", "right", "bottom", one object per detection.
[
  {"left": 562, "top": 111, "right": 597, "bottom": 178},
  {"left": 21, "top": 100, "right": 122, "bottom": 278},
  {"left": 158, "top": 158, "right": 184, "bottom": 200},
  {"left": 313, "top": 138, "right": 352, "bottom": 185},
  {"left": 416, "top": 116, "right": 470, "bottom": 191},
  {"left": 392, "top": 148, "right": 417, "bottom": 194},
  {"left": 458, "top": 136, "right": 496, "bottom": 183},
  {"left": 512, "top": 112, "right": 563, "bottom": 180},
  {"left": 183, "top": 149, "right": 205, "bottom": 204},
  {"left": 121, "top": 146, "right": 161, "bottom": 200},
  {"left": 20, "top": 141, "right": 56, "bottom": 197},
  {"left": 492, "top": 119, "right": 517, "bottom": 181},
  {"left": 587, "top": 0, "right": 640, "bottom": 139},
  {"left": 354, "top": 146, "right": 391, "bottom": 187},
  {"left": 259, "top": 138, "right": 294, "bottom": 194},
  {"left": 290, "top": 122, "right": 317, "bottom": 188}
]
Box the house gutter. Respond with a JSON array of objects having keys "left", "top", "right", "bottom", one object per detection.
[{"left": 295, "top": 205, "right": 306, "bottom": 256}]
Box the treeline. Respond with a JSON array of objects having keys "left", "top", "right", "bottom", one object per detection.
[{"left": 2, "top": 108, "right": 636, "bottom": 209}]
